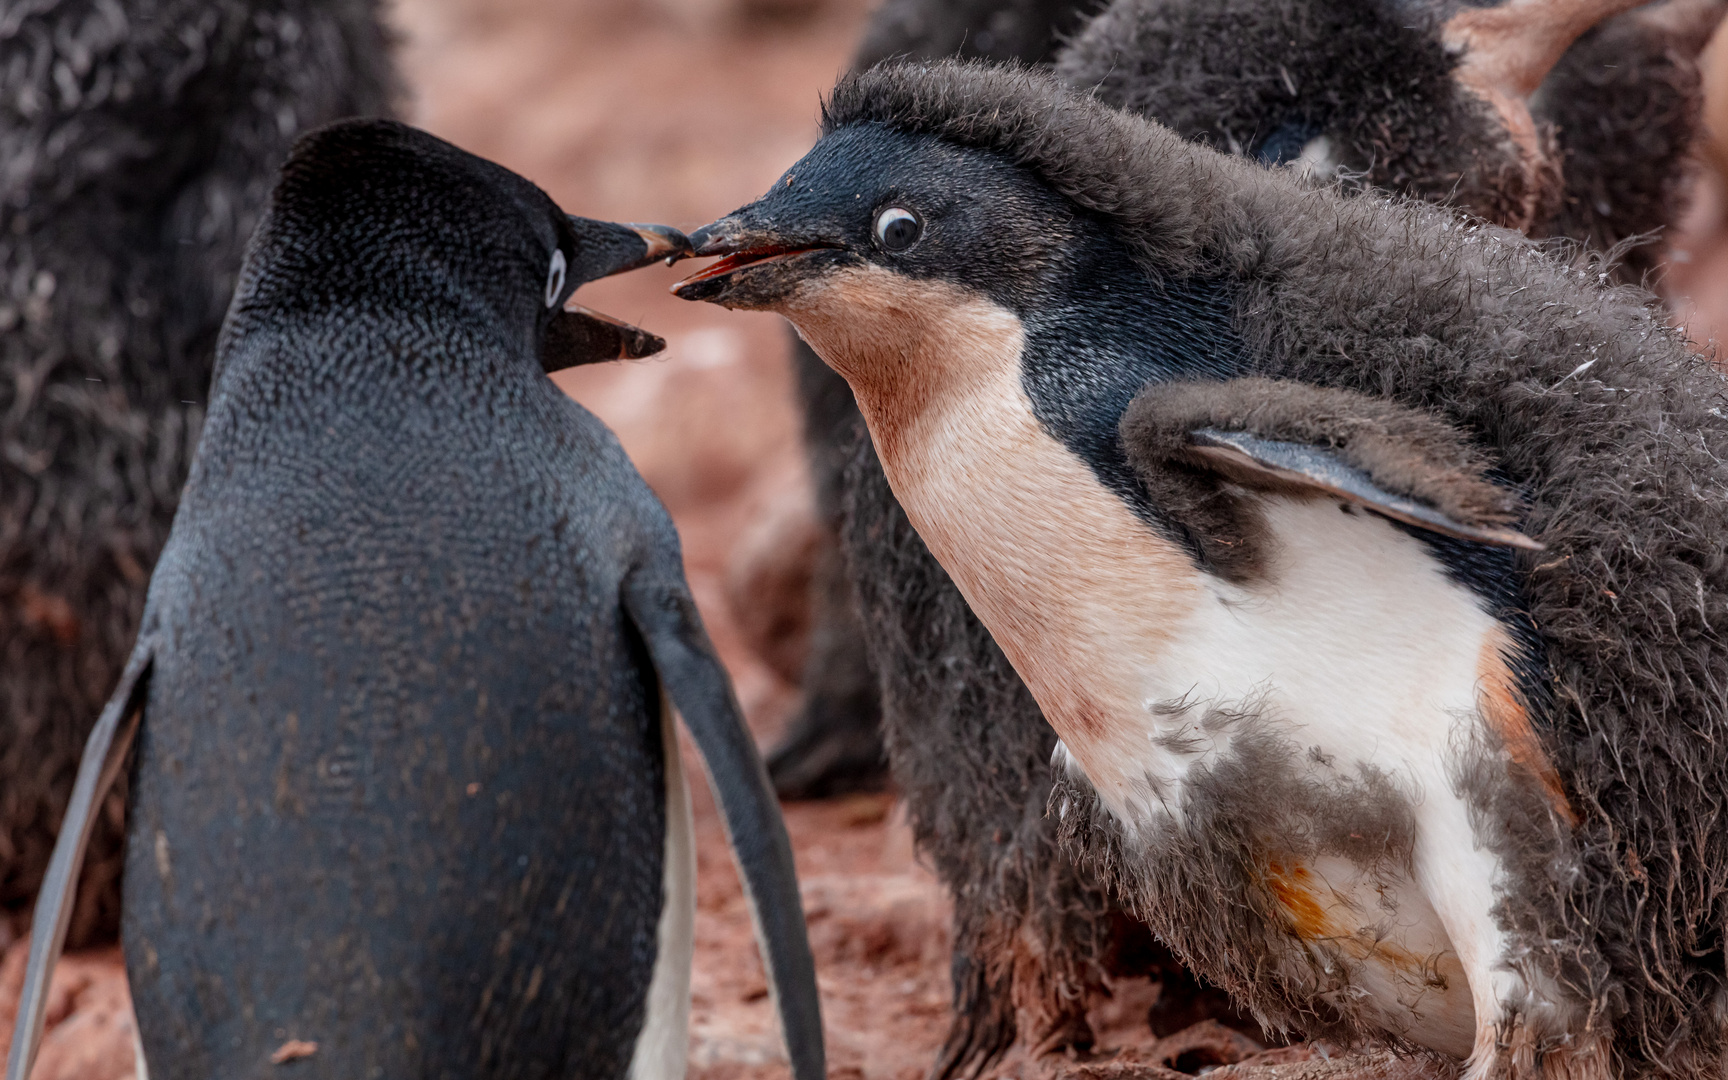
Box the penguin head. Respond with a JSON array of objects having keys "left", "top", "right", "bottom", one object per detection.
[
  {"left": 670, "top": 62, "right": 1250, "bottom": 470},
  {"left": 670, "top": 121, "right": 1109, "bottom": 412},
  {"left": 234, "top": 118, "right": 688, "bottom": 371}
]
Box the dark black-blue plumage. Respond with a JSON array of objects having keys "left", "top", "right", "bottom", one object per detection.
[{"left": 5, "top": 119, "right": 823, "bottom": 1080}]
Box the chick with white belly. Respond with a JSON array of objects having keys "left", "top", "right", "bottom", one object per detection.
[{"left": 673, "top": 60, "right": 1728, "bottom": 1080}]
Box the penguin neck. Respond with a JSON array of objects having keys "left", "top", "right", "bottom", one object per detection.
[
  {"left": 781, "top": 261, "right": 1242, "bottom": 785},
  {"left": 817, "top": 299, "right": 1211, "bottom": 800},
  {"left": 783, "top": 255, "right": 1266, "bottom": 805},
  {"left": 212, "top": 288, "right": 545, "bottom": 418},
  {"left": 780, "top": 264, "right": 1024, "bottom": 459},
  {"left": 1016, "top": 270, "right": 1246, "bottom": 527}
]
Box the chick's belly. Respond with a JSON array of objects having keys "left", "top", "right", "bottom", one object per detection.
[
  {"left": 1025, "top": 497, "right": 1500, "bottom": 1059},
  {"left": 1263, "top": 854, "right": 1477, "bottom": 1057}
]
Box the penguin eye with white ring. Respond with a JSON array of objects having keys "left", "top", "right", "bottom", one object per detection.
[
  {"left": 873, "top": 207, "right": 921, "bottom": 253},
  {"left": 544, "top": 248, "right": 567, "bottom": 308}
]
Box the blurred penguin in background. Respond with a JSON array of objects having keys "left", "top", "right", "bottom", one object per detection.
[
  {"left": 763, "top": 0, "right": 1728, "bottom": 1073},
  {"left": 0, "top": 0, "right": 396, "bottom": 946},
  {"left": 1058, "top": 0, "right": 1726, "bottom": 282}
]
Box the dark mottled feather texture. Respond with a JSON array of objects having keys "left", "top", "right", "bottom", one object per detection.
[
  {"left": 0, "top": 0, "right": 396, "bottom": 944},
  {"left": 828, "top": 59, "right": 1728, "bottom": 1076}
]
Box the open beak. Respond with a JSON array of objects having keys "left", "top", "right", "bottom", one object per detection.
[
  {"left": 547, "top": 220, "right": 693, "bottom": 370},
  {"left": 548, "top": 300, "right": 665, "bottom": 366},
  {"left": 669, "top": 215, "right": 840, "bottom": 307}
]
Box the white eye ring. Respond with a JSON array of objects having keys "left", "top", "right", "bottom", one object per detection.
[
  {"left": 544, "top": 249, "right": 567, "bottom": 308},
  {"left": 874, "top": 206, "right": 921, "bottom": 252}
]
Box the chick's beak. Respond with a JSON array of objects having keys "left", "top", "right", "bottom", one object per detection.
[{"left": 670, "top": 213, "right": 841, "bottom": 308}]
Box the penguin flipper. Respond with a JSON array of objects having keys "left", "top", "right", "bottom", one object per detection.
[
  {"left": 1120, "top": 378, "right": 1542, "bottom": 568},
  {"left": 4, "top": 645, "right": 152, "bottom": 1080},
  {"left": 1185, "top": 428, "right": 1543, "bottom": 550},
  {"left": 620, "top": 574, "right": 826, "bottom": 1080}
]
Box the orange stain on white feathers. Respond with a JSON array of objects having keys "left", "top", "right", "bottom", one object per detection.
[
  {"left": 1262, "top": 861, "right": 1432, "bottom": 978},
  {"left": 1263, "top": 861, "right": 1336, "bottom": 945},
  {"left": 1476, "top": 628, "right": 1577, "bottom": 827},
  {"left": 1260, "top": 858, "right": 1476, "bottom": 1057}
]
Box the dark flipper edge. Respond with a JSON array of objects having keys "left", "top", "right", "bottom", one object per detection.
[
  {"left": 5, "top": 646, "right": 152, "bottom": 1080},
  {"left": 1188, "top": 428, "right": 1544, "bottom": 550},
  {"left": 622, "top": 575, "right": 826, "bottom": 1080}
]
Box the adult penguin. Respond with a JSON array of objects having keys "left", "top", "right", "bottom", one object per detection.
[
  {"left": 0, "top": 0, "right": 396, "bottom": 946},
  {"left": 776, "top": 0, "right": 1725, "bottom": 1071},
  {"left": 675, "top": 59, "right": 1728, "bottom": 1080},
  {"left": 4, "top": 119, "right": 825, "bottom": 1080}
]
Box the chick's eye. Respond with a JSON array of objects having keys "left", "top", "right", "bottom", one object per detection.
[
  {"left": 874, "top": 207, "right": 921, "bottom": 252},
  {"left": 544, "top": 248, "right": 567, "bottom": 309}
]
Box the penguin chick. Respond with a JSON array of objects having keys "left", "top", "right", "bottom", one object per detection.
[
  {"left": 780, "top": 0, "right": 1724, "bottom": 1068},
  {"left": 1056, "top": 0, "right": 1723, "bottom": 260},
  {"left": 4, "top": 119, "right": 824, "bottom": 1080},
  {"left": 675, "top": 61, "right": 1728, "bottom": 1080}
]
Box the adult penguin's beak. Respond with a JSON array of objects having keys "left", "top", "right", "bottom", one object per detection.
[
  {"left": 575, "top": 220, "right": 692, "bottom": 277},
  {"left": 546, "top": 219, "right": 693, "bottom": 369}
]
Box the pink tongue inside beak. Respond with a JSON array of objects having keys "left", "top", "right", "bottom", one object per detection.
[{"left": 675, "top": 247, "right": 809, "bottom": 286}]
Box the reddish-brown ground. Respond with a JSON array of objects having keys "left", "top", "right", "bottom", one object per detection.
[{"left": 9, "top": 0, "right": 1728, "bottom": 1076}]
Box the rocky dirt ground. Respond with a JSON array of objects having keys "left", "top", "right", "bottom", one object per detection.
[{"left": 7, "top": 0, "right": 1728, "bottom": 1077}]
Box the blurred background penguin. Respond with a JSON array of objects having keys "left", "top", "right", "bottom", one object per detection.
[{"left": 0, "top": 0, "right": 396, "bottom": 950}]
